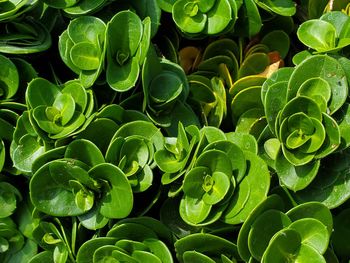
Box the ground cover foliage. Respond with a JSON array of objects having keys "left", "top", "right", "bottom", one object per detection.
[{"left": 1, "top": 0, "right": 350, "bottom": 262}]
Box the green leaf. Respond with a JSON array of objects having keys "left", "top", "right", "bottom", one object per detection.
[
  {"left": 238, "top": 53, "right": 270, "bottom": 78},
  {"left": 297, "top": 20, "right": 336, "bottom": 52},
  {"left": 70, "top": 42, "right": 100, "bottom": 71},
  {"left": 26, "top": 78, "right": 61, "bottom": 108},
  {"left": 204, "top": 140, "right": 246, "bottom": 182},
  {"left": 237, "top": 195, "right": 285, "bottom": 261},
  {"left": 223, "top": 151, "right": 270, "bottom": 224},
  {"left": 288, "top": 55, "right": 348, "bottom": 114},
  {"left": 248, "top": 209, "right": 291, "bottom": 260},
  {"left": 0, "top": 182, "right": 21, "bottom": 218},
  {"left": 30, "top": 160, "right": 88, "bottom": 216},
  {"left": 286, "top": 202, "right": 333, "bottom": 235},
  {"left": 276, "top": 154, "right": 320, "bottom": 191},
  {"left": 202, "top": 171, "right": 230, "bottom": 205},
  {"left": 53, "top": 93, "right": 76, "bottom": 126},
  {"left": 0, "top": 54, "right": 19, "bottom": 99},
  {"left": 89, "top": 163, "right": 133, "bottom": 219},
  {"left": 63, "top": 0, "right": 107, "bottom": 15},
  {"left": 67, "top": 16, "right": 106, "bottom": 45},
  {"left": 206, "top": 0, "right": 232, "bottom": 35},
  {"left": 106, "top": 10, "right": 143, "bottom": 92},
  {"left": 288, "top": 218, "right": 329, "bottom": 254},
  {"left": 12, "top": 134, "right": 46, "bottom": 173},
  {"left": 183, "top": 251, "right": 216, "bottom": 263},
  {"left": 226, "top": 132, "right": 258, "bottom": 154},
  {"left": 183, "top": 166, "right": 209, "bottom": 199},
  {"left": 65, "top": 139, "right": 104, "bottom": 167},
  {"left": 261, "top": 229, "right": 301, "bottom": 262},
  {"left": 76, "top": 237, "right": 117, "bottom": 263},
  {"left": 294, "top": 149, "right": 350, "bottom": 208},
  {"left": 235, "top": 0, "right": 262, "bottom": 37},
  {"left": 172, "top": 0, "right": 207, "bottom": 34},
  {"left": 261, "top": 30, "right": 290, "bottom": 59},
  {"left": 293, "top": 244, "right": 326, "bottom": 263},
  {"left": 196, "top": 149, "right": 233, "bottom": 175},
  {"left": 255, "top": 0, "right": 296, "bottom": 16},
  {"left": 179, "top": 195, "right": 211, "bottom": 225}
]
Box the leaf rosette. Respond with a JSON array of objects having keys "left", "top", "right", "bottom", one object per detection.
[
  {"left": 171, "top": 0, "right": 238, "bottom": 36},
  {"left": 76, "top": 217, "right": 173, "bottom": 263},
  {"left": 142, "top": 46, "right": 200, "bottom": 135},
  {"left": 106, "top": 120, "right": 164, "bottom": 193},
  {"left": 155, "top": 123, "right": 200, "bottom": 189},
  {"left": 263, "top": 55, "right": 349, "bottom": 191},
  {"left": 237, "top": 195, "right": 333, "bottom": 262},
  {"left": 30, "top": 139, "right": 133, "bottom": 230},
  {"left": 26, "top": 78, "right": 95, "bottom": 140},
  {"left": 170, "top": 126, "right": 271, "bottom": 226},
  {"left": 59, "top": 16, "right": 106, "bottom": 88},
  {"left": 106, "top": 10, "right": 151, "bottom": 92},
  {"left": 297, "top": 11, "right": 350, "bottom": 53}
]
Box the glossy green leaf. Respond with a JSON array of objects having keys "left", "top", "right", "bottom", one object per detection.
[
  {"left": 12, "top": 134, "right": 46, "bottom": 173},
  {"left": 288, "top": 55, "right": 348, "bottom": 114},
  {"left": 238, "top": 53, "right": 269, "bottom": 78},
  {"left": 276, "top": 153, "right": 320, "bottom": 191},
  {"left": 261, "top": 229, "right": 301, "bottom": 262},
  {"left": 261, "top": 30, "right": 290, "bottom": 59},
  {"left": 76, "top": 237, "right": 117, "bottom": 263},
  {"left": 288, "top": 218, "right": 329, "bottom": 254},
  {"left": 248, "top": 209, "right": 291, "bottom": 260},
  {"left": 63, "top": 0, "right": 107, "bottom": 15},
  {"left": 206, "top": 0, "right": 232, "bottom": 35},
  {"left": 223, "top": 151, "right": 270, "bottom": 224},
  {"left": 237, "top": 194, "right": 285, "bottom": 261},
  {"left": 297, "top": 20, "right": 336, "bottom": 52},
  {"left": 261, "top": 67, "right": 293, "bottom": 105},
  {"left": 226, "top": 132, "right": 258, "bottom": 154},
  {"left": 70, "top": 42, "right": 100, "bottom": 71},
  {"left": 26, "top": 78, "right": 61, "bottom": 109},
  {"left": 295, "top": 149, "right": 350, "bottom": 208},
  {"left": 231, "top": 86, "right": 263, "bottom": 124},
  {"left": 255, "top": 0, "right": 296, "bottom": 16},
  {"left": 173, "top": 0, "right": 207, "bottom": 34},
  {"left": 0, "top": 54, "right": 19, "bottom": 100},
  {"left": 234, "top": 0, "right": 262, "bottom": 37},
  {"left": 89, "top": 163, "right": 133, "bottom": 219},
  {"left": 106, "top": 11, "right": 144, "bottom": 92},
  {"left": 183, "top": 251, "right": 216, "bottom": 263}
]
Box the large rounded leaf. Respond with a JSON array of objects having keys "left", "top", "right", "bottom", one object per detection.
[
  {"left": 237, "top": 194, "right": 285, "bottom": 261},
  {"left": 223, "top": 151, "right": 270, "bottom": 224},
  {"left": 89, "top": 163, "right": 133, "bottom": 219},
  {"left": 288, "top": 218, "right": 329, "bottom": 254},
  {"left": 297, "top": 20, "right": 336, "bottom": 52},
  {"left": 288, "top": 55, "right": 348, "bottom": 114},
  {"left": 248, "top": 209, "right": 291, "bottom": 260},
  {"left": 30, "top": 160, "right": 92, "bottom": 216},
  {"left": 294, "top": 149, "right": 350, "bottom": 208}
]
